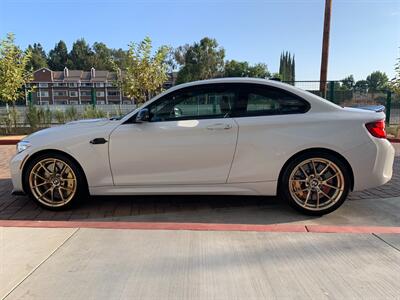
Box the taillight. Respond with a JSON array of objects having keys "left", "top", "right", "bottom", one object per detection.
[{"left": 365, "top": 120, "right": 386, "bottom": 139}]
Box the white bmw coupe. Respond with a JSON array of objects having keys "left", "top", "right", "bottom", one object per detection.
[{"left": 10, "top": 78, "right": 395, "bottom": 215}]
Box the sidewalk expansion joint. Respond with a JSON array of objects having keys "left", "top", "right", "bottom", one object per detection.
[
  {"left": 2, "top": 228, "right": 80, "bottom": 300},
  {"left": 372, "top": 233, "right": 400, "bottom": 253}
]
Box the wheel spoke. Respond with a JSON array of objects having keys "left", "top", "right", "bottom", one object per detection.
[
  {"left": 58, "top": 187, "right": 65, "bottom": 202},
  {"left": 321, "top": 182, "right": 343, "bottom": 192},
  {"left": 303, "top": 190, "right": 311, "bottom": 207},
  {"left": 299, "top": 165, "right": 308, "bottom": 178},
  {"left": 323, "top": 173, "right": 338, "bottom": 182},
  {"left": 39, "top": 187, "right": 52, "bottom": 199},
  {"left": 290, "top": 179, "right": 307, "bottom": 183},
  {"left": 318, "top": 162, "right": 331, "bottom": 176},
  {"left": 32, "top": 172, "right": 47, "bottom": 181},
  {"left": 319, "top": 189, "right": 332, "bottom": 202},
  {"left": 32, "top": 182, "right": 48, "bottom": 189},
  {"left": 311, "top": 160, "right": 317, "bottom": 175}
]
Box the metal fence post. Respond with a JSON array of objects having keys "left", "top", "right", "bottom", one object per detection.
[
  {"left": 28, "top": 91, "right": 32, "bottom": 106},
  {"left": 91, "top": 87, "right": 96, "bottom": 108},
  {"left": 385, "top": 90, "right": 392, "bottom": 124},
  {"left": 329, "top": 81, "right": 335, "bottom": 103}
]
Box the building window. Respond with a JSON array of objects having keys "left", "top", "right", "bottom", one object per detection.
[
  {"left": 81, "top": 82, "right": 92, "bottom": 87},
  {"left": 68, "top": 83, "right": 78, "bottom": 87},
  {"left": 95, "top": 82, "right": 104, "bottom": 87},
  {"left": 38, "top": 83, "right": 49, "bottom": 88},
  {"left": 69, "top": 91, "right": 78, "bottom": 97},
  {"left": 69, "top": 100, "right": 79, "bottom": 105},
  {"left": 80, "top": 91, "right": 91, "bottom": 96},
  {"left": 97, "top": 100, "right": 105, "bottom": 104},
  {"left": 40, "top": 100, "right": 50, "bottom": 105},
  {"left": 54, "top": 100, "right": 68, "bottom": 105},
  {"left": 105, "top": 82, "right": 114, "bottom": 87},
  {"left": 96, "top": 91, "right": 105, "bottom": 97},
  {"left": 53, "top": 82, "right": 65, "bottom": 87},
  {"left": 54, "top": 91, "right": 67, "bottom": 97},
  {"left": 37, "top": 91, "right": 49, "bottom": 97},
  {"left": 108, "top": 91, "right": 120, "bottom": 97}
]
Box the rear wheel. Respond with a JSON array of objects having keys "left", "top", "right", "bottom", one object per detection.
[
  {"left": 280, "top": 152, "right": 351, "bottom": 215},
  {"left": 23, "top": 153, "right": 86, "bottom": 210}
]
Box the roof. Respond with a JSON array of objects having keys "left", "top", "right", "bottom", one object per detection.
[{"left": 33, "top": 67, "right": 115, "bottom": 82}]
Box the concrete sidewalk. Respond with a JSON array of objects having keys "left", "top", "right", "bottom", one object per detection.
[{"left": 1, "top": 227, "right": 400, "bottom": 299}]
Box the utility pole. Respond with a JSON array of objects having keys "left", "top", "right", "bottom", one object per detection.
[{"left": 319, "top": 0, "right": 332, "bottom": 98}]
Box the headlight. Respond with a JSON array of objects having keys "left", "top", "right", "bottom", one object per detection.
[{"left": 17, "top": 141, "right": 31, "bottom": 153}]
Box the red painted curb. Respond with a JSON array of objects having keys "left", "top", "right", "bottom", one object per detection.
[
  {"left": 306, "top": 225, "right": 400, "bottom": 234},
  {"left": 0, "top": 220, "right": 307, "bottom": 232},
  {"left": 0, "top": 140, "right": 20, "bottom": 145},
  {"left": 0, "top": 220, "right": 399, "bottom": 234},
  {"left": 388, "top": 138, "right": 400, "bottom": 143}
]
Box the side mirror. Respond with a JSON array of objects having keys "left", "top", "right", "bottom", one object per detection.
[{"left": 135, "top": 108, "right": 150, "bottom": 123}]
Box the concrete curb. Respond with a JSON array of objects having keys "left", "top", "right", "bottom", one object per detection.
[{"left": 1, "top": 220, "right": 400, "bottom": 234}]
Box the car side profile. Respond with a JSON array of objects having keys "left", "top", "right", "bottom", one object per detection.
[{"left": 10, "top": 78, "right": 395, "bottom": 215}]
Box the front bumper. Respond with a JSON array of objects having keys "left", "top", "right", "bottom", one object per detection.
[{"left": 10, "top": 151, "right": 29, "bottom": 194}]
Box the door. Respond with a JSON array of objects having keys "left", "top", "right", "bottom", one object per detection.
[{"left": 109, "top": 84, "right": 239, "bottom": 185}]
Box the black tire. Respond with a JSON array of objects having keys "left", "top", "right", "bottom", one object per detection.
[
  {"left": 23, "top": 152, "right": 87, "bottom": 210},
  {"left": 279, "top": 151, "right": 351, "bottom": 216}
]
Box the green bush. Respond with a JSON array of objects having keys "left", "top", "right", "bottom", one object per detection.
[
  {"left": 25, "top": 104, "right": 39, "bottom": 131},
  {"left": 82, "top": 105, "right": 106, "bottom": 119},
  {"left": 53, "top": 109, "right": 66, "bottom": 124},
  {"left": 65, "top": 105, "right": 78, "bottom": 121}
]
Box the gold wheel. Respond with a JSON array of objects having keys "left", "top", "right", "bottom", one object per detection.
[
  {"left": 28, "top": 158, "right": 77, "bottom": 208},
  {"left": 289, "top": 158, "right": 345, "bottom": 211}
]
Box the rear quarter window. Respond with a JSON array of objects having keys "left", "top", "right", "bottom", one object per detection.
[{"left": 235, "top": 85, "right": 310, "bottom": 117}]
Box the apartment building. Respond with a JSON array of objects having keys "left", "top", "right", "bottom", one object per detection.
[{"left": 28, "top": 67, "right": 177, "bottom": 105}]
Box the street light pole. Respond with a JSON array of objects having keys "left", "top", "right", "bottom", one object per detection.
[{"left": 319, "top": 0, "right": 332, "bottom": 98}]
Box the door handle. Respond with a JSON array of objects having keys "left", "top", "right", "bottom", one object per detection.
[
  {"left": 90, "top": 138, "right": 108, "bottom": 144},
  {"left": 206, "top": 123, "right": 232, "bottom": 130}
]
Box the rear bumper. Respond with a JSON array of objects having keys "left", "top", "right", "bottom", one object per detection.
[{"left": 346, "top": 138, "right": 395, "bottom": 191}]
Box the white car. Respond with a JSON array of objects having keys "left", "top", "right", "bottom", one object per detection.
[{"left": 10, "top": 78, "right": 395, "bottom": 215}]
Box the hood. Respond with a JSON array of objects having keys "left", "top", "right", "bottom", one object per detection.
[
  {"left": 23, "top": 118, "right": 117, "bottom": 144},
  {"left": 66, "top": 118, "right": 111, "bottom": 125}
]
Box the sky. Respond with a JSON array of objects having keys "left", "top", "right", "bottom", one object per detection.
[{"left": 0, "top": 0, "right": 399, "bottom": 81}]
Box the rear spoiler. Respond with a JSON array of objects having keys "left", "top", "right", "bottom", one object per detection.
[{"left": 350, "top": 105, "right": 385, "bottom": 113}]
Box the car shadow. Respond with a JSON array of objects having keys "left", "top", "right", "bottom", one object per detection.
[{"left": 0, "top": 178, "right": 319, "bottom": 224}]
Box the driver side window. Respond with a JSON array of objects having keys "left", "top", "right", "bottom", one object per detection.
[{"left": 149, "top": 88, "right": 235, "bottom": 122}]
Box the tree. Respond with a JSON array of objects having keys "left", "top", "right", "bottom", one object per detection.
[
  {"left": 279, "top": 52, "right": 295, "bottom": 82},
  {"left": 47, "top": 40, "right": 69, "bottom": 70},
  {"left": 69, "top": 38, "right": 93, "bottom": 70},
  {"left": 391, "top": 52, "right": 400, "bottom": 95},
  {"left": 111, "top": 48, "right": 129, "bottom": 70},
  {"left": 0, "top": 33, "right": 32, "bottom": 104},
  {"left": 26, "top": 43, "right": 47, "bottom": 71},
  {"left": 92, "top": 42, "right": 113, "bottom": 70},
  {"left": 118, "top": 36, "right": 170, "bottom": 104},
  {"left": 175, "top": 37, "right": 225, "bottom": 84},
  {"left": 354, "top": 80, "right": 368, "bottom": 93},
  {"left": 224, "top": 60, "right": 250, "bottom": 77},
  {"left": 224, "top": 60, "right": 270, "bottom": 78},
  {"left": 340, "top": 75, "right": 355, "bottom": 90},
  {"left": 366, "top": 71, "right": 389, "bottom": 93}
]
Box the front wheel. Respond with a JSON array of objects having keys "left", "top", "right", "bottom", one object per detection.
[
  {"left": 280, "top": 152, "right": 351, "bottom": 215},
  {"left": 23, "top": 153, "right": 87, "bottom": 210}
]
